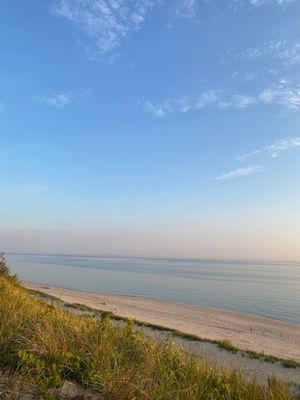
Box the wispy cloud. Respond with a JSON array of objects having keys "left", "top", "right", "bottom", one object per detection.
[
  {"left": 222, "top": 39, "right": 300, "bottom": 68},
  {"left": 143, "top": 101, "right": 169, "bottom": 118},
  {"left": 143, "top": 76, "right": 300, "bottom": 118},
  {"left": 51, "top": 0, "right": 158, "bottom": 58},
  {"left": 248, "top": 0, "right": 295, "bottom": 6},
  {"left": 33, "top": 93, "right": 72, "bottom": 108},
  {"left": 142, "top": 90, "right": 218, "bottom": 118},
  {"left": 0, "top": 102, "right": 6, "bottom": 112},
  {"left": 20, "top": 184, "right": 50, "bottom": 194},
  {"left": 218, "top": 95, "right": 256, "bottom": 109},
  {"left": 237, "top": 149, "right": 262, "bottom": 161},
  {"left": 215, "top": 165, "right": 262, "bottom": 181},
  {"left": 50, "top": 1, "right": 297, "bottom": 59},
  {"left": 230, "top": 71, "right": 257, "bottom": 83},
  {"left": 217, "top": 137, "right": 300, "bottom": 182},
  {"left": 222, "top": 40, "right": 287, "bottom": 65},
  {"left": 277, "top": 42, "right": 300, "bottom": 66},
  {"left": 238, "top": 137, "right": 300, "bottom": 160},
  {"left": 142, "top": 90, "right": 258, "bottom": 118},
  {"left": 259, "top": 79, "right": 300, "bottom": 110},
  {"left": 267, "top": 137, "right": 300, "bottom": 157},
  {"left": 175, "top": 0, "right": 197, "bottom": 19}
]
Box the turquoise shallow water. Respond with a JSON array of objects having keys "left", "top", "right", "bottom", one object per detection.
[{"left": 7, "top": 253, "right": 300, "bottom": 325}]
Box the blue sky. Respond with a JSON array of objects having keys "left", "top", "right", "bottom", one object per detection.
[{"left": 1, "top": 0, "right": 300, "bottom": 260}]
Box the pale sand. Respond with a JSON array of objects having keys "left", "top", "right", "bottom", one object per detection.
[{"left": 24, "top": 282, "right": 300, "bottom": 361}]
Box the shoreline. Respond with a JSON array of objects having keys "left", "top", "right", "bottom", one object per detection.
[{"left": 24, "top": 281, "right": 300, "bottom": 362}]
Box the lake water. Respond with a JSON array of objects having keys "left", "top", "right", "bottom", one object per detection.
[{"left": 7, "top": 253, "right": 300, "bottom": 325}]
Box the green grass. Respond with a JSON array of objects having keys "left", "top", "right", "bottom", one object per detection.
[
  {"left": 281, "top": 359, "right": 299, "bottom": 369},
  {"left": 0, "top": 276, "right": 296, "bottom": 399},
  {"left": 29, "top": 287, "right": 300, "bottom": 370},
  {"left": 217, "top": 339, "right": 238, "bottom": 354}
]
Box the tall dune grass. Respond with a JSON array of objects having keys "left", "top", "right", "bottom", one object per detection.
[{"left": 0, "top": 276, "right": 294, "bottom": 399}]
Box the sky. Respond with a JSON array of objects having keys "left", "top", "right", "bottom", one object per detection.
[{"left": 1, "top": 0, "right": 300, "bottom": 261}]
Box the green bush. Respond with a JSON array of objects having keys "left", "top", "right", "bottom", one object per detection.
[{"left": 0, "top": 252, "right": 10, "bottom": 276}]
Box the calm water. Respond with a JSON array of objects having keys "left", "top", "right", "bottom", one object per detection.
[{"left": 7, "top": 253, "right": 300, "bottom": 325}]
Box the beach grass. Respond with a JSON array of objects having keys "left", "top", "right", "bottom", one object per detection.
[
  {"left": 29, "top": 286, "right": 300, "bottom": 370},
  {"left": 281, "top": 359, "right": 300, "bottom": 369},
  {"left": 0, "top": 275, "right": 296, "bottom": 399}
]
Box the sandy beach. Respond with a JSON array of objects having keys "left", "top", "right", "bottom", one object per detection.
[{"left": 24, "top": 281, "right": 300, "bottom": 362}]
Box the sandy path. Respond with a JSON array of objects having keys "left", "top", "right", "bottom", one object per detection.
[{"left": 24, "top": 282, "right": 300, "bottom": 361}]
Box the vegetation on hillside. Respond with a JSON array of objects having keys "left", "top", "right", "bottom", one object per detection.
[
  {"left": 30, "top": 286, "right": 300, "bottom": 369},
  {"left": 0, "top": 253, "right": 10, "bottom": 276},
  {"left": 0, "top": 270, "right": 295, "bottom": 399}
]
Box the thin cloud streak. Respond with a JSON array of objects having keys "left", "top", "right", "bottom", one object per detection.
[
  {"left": 143, "top": 90, "right": 258, "bottom": 118},
  {"left": 214, "top": 165, "right": 263, "bottom": 181},
  {"left": 143, "top": 77, "right": 300, "bottom": 118},
  {"left": 219, "top": 137, "right": 300, "bottom": 182},
  {"left": 248, "top": 0, "right": 295, "bottom": 6},
  {"left": 238, "top": 137, "right": 300, "bottom": 160},
  {"left": 33, "top": 93, "right": 72, "bottom": 108}
]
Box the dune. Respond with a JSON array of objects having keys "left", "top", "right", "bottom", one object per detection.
[{"left": 24, "top": 281, "right": 300, "bottom": 362}]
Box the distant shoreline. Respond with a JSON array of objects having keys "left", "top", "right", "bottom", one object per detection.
[{"left": 24, "top": 281, "right": 300, "bottom": 362}]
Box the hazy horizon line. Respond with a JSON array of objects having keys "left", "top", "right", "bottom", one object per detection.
[{"left": 7, "top": 251, "right": 300, "bottom": 266}]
